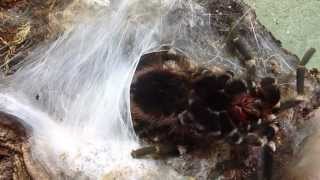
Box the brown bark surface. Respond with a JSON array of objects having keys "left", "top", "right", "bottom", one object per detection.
[{"left": 0, "top": 113, "right": 31, "bottom": 180}]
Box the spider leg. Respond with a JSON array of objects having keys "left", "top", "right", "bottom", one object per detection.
[
  {"left": 219, "top": 111, "right": 237, "bottom": 136},
  {"left": 245, "top": 59, "right": 257, "bottom": 95},
  {"left": 244, "top": 120, "right": 279, "bottom": 148},
  {"left": 213, "top": 110, "right": 244, "bottom": 144},
  {"left": 188, "top": 98, "right": 222, "bottom": 136},
  {"left": 225, "top": 79, "right": 248, "bottom": 96},
  {"left": 206, "top": 110, "right": 222, "bottom": 137},
  {"left": 272, "top": 98, "right": 303, "bottom": 114},
  {"left": 264, "top": 123, "right": 279, "bottom": 142},
  {"left": 228, "top": 130, "right": 244, "bottom": 144}
]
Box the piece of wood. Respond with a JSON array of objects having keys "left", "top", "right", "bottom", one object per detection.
[
  {"left": 300, "top": 48, "right": 316, "bottom": 66},
  {"left": 297, "top": 66, "right": 306, "bottom": 95},
  {"left": 0, "top": 112, "right": 51, "bottom": 180},
  {"left": 131, "top": 146, "right": 158, "bottom": 158},
  {"left": 131, "top": 144, "right": 179, "bottom": 159}
]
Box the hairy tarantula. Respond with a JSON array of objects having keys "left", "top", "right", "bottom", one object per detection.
[{"left": 130, "top": 47, "right": 281, "bottom": 155}]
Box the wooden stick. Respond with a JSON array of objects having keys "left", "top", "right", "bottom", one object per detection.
[
  {"left": 131, "top": 146, "right": 158, "bottom": 158},
  {"left": 297, "top": 66, "right": 306, "bottom": 95},
  {"left": 300, "top": 48, "right": 316, "bottom": 66},
  {"left": 131, "top": 145, "right": 178, "bottom": 159},
  {"left": 261, "top": 144, "right": 274, "bottom": 180}
]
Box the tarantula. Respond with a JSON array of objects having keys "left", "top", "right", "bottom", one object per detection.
[{"left": 130, "top": 47, "right": 281, "bottom": 155}]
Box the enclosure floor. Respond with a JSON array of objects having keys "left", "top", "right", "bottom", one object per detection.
[{"left": 246, "top": 0, "right": 320, "bottom": 68}]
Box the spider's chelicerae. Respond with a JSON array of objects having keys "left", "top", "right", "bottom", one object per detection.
[{"left": 130, "top": 47, "right": 281, "bottom": 156}]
